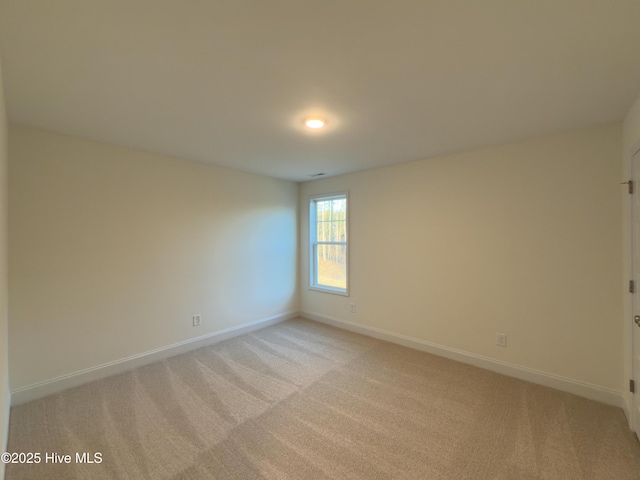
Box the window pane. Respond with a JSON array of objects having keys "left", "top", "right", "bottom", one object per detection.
[
  {"left": 315, "top": 198, "right": 347, "bottom": 242},
  {"left": 316, "top": 244, "right": 347, "bottom": 290}
]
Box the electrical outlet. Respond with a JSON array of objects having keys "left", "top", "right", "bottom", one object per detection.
[
  {"left": 349, "top": 303, "right": 356, "bottom": 313},
  {"left": 496, "top": 333, "right": 507, "bottom": 348},
  {"left": 192, "top": 314, "right": 201, "bottom": 326}
]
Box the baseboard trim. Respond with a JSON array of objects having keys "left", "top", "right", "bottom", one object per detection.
[
  {"left": 11, "top": 311, "right": 299, "bottom": 405},
  {"left": 302, "top": 311, "right": 624, "bottom": 409}
]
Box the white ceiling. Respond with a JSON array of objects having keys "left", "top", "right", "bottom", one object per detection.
[{"left": 1, "top": 1, "right": 639, "bottom": 182}]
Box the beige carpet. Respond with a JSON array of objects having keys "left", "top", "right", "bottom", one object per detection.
[{"left": 6, "top": 318, "right": 640, "bottom": 479}]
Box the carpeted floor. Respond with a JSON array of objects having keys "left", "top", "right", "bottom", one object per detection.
[{"left": 6, "top": 318, "right": 640, "bottom": 479}]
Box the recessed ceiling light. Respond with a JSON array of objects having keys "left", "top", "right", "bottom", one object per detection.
[
  {"left": 308, "top": 173, "right": 326, "bottom": 177},
  {"left": 305, "top": 118, "right": 325, "bottom": 129}
]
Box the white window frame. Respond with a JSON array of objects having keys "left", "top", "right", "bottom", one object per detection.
[{"left": 309, "top": 192, "right": 349, "bottom": 296}]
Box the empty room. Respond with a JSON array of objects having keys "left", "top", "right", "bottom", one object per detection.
[{"left": 1, "top": 1, "right": 640, "bottom": 479}]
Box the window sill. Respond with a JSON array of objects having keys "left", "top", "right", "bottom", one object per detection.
[{"left": 308, "top": 285, "right": 349, "bottom": 297}]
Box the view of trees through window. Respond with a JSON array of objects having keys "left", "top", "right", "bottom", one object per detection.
[{"left": 314, "top": 197, "right": 347, "bottom": 290}]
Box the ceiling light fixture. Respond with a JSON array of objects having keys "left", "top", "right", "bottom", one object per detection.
[{"left": 305, "top": 117, "right": 325, "bottom": 129}]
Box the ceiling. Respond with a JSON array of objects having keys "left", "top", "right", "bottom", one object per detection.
[{"left": 0, "top": 1, "right": 639, "bottom": 182}]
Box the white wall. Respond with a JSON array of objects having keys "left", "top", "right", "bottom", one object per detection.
[
  {"left": 301, "top": 124, "right": 623, "bottom": 393},
  {"left": 8, "top": 126, "right": 298, "bottom": 391},
  {"left": 622, "top": 92, "right": 640, "bottom": 421},
  {"left": 0, "top": 61, "right": 9, "bottom": 480}
]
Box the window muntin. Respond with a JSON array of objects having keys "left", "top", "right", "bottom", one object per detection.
[{"left": 310, "top": 194, "right": 348, "bottom": 294}]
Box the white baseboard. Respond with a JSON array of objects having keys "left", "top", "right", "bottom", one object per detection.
[
  {"left": 302, "top": 311, "right": 625, "bottom": 409},
  {"left": 11, "top": 311, "right": 299, "bottom": 406}
]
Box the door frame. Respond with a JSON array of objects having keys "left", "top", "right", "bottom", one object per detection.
[{"left": 624, "top": 139, "right": 640, "bottom": 431}]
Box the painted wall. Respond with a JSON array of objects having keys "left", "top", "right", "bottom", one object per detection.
[
  {"left": 9, "top": 126, "right": 298, "bottom": 390},
  {"left": 622, "top": 92, "right": 640, "bottom": 421},
  {"left": 0, "top": 61, "right": 9, "bottom": 480},
  {"left": 300, "top": 124, "right": 623, "bottom": 392}
]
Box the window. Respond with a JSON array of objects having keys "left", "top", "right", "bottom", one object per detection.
[{"left": 309, "top": 193, "right": 348, "bottom": 295}]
